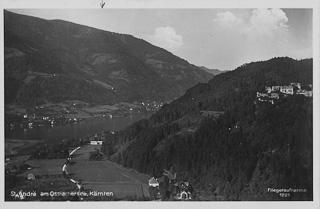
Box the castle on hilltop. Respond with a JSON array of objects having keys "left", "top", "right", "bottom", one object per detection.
[{"left": 256, "top": 83, "right": 312, "bottom": 104}]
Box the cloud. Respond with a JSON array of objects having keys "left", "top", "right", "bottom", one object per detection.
[
  {"left": 250, "top": 9, "right": 288, "bottom": 29},
  {"left": 241, "top": 9, "right": 291, "bottom": 61},
  {"left": 214, "top": 9, "right": 290, "bottom": 40},
  {"left": 149, "top": 26, "right": 183, "bottom": 52},
  {"left": 246, "top": 8, "right": 289, "bottom": 37},
  {"left": 214, "top": 11, "right": 241, "bottom": 28},
  {"left": 210, "top": 9, "right": 309, "bottom": 70}
]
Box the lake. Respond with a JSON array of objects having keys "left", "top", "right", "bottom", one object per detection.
[{"left": 5, "top": 113, "right": 151, "bottom": 144}]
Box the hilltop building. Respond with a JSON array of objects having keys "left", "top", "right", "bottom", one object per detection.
[
  {"left": 297, "top": 89, "right": 313, "bottom": 97},
  {"left": 280, "top": 86, "right": 294, "bottom": 95},
  {"left": 256, "top": 82, "right": 312, "bottom": 105}
]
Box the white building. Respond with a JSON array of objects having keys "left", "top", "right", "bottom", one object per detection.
[
  {"left": 270, "top": 93, "right": 279, "bottom": 99},
  {"left": 256, "top": 92, "right": 268, "bottom": 97},
  {"left": 90, "top": 141, "right": 103, "bottom": 145},
  {"left": 265, "top": 87, "right": 272, "bottom": 94},
  {"left": 280, "top": 86, "right": 294, "bottom": 95},
  {"left": 290, "top": 83, "right": 301, "bottom": 90},
  {"left": 297, "top": 90, "right": 313, "bottom": 97},
  {"left": 272, "top": 86, "right": 281, "bottom": 91},
  {"left": 148, "top": 177, "right": 159, "bottom": 187}
]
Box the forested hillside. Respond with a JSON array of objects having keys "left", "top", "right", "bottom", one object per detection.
[{"left": 101, "top": 57, "right": 313, "bottom": 200}]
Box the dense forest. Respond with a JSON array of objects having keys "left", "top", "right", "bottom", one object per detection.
[{"left": 101, "top": 57, "right": 313, "bottom": 200}]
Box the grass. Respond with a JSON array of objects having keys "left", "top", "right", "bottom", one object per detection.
[
  {"left": 81, "top": 105, "right": 118, "bottom": 114},
  {"left": 17, "top": 159, "right": 67, "bottom": 177},
  {"left": 67, "top": 145, "right": 151, "bottom": 199},
  {"left": 5, "top": 174, "right": 78, "bottom": 201},
  {"left": 5, "top": 139, "right": 42, "bottom": 156},
  {"left": 200, "top": 110, "right": 224, "bottom": 118}
]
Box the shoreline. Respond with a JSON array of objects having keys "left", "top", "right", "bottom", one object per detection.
[
  {"left": 5, "top": 100, "right": 163, "bottom": 129},
  {"left": 5, "top": 112, "right": 152, "bottom": 148}
]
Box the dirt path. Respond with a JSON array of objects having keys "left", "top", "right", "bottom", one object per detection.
[{"left": 67, "top": 145, "right": 150, "bottom": 199}]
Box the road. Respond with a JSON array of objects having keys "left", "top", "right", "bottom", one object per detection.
[{"left": 66, "top": 145, "right": 151, "bottom": 199}]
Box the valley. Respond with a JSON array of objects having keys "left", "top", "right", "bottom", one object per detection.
[{"left": 4, "top": 9, "right": 314, "bottom": 202}]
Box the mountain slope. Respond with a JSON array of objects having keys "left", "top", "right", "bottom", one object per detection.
[
  {"left": 4, "top": 10, "right": 213, "bottom": 106},
  {"left": 101, "top": 57, "right": 313, "bottom": 200},
  {"left": 199, "top": 66, "right": 225, "bottom": 75}
]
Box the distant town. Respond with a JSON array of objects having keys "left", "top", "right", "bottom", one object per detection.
[{"left": 5, "top": 100, "right": 166, "bottom": 130}]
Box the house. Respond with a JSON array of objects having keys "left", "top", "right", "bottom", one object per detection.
[
  {"left": 27, "top": 173, "right": 36, "bottom": 180},
  {"left": 291, "top": 83, "right": 301, "bottom": 90},
  {"left": 265, "top": 87, "right": 272, "bottom": 93},
  {"left": 256, "top": 92, "right": 268, "bottom": 97},
  {"left": 270, "top": 93, "right": 279, "bottom": 99},
  {"left": 258, "top": 97, "right": 274, "bottom": 104},
  {"left": 305, "top": 91, "right": 312, "bottom": 97},
  {"left": 280, "top": 85, "right": 294, "bottom": 95},
  {"left": 148, "top": 177, "right": 159, "bottom": 187},
  {"left": 272, "top": 86, "right": 281, "bottom": 91},
  {"left": 90, "top": 141, "right": 103, "bottom": 145},
  {"left": 297, "top": 90, "right": 313, "bottom": 97}
]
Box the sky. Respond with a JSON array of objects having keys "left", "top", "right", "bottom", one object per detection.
[{"left": 7, "top": 8, "right": 312, "bottom": 71}]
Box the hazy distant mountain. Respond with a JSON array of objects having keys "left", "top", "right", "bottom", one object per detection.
[
  {"left": 199, "top": 66, "right": 225, "bottom": 75},
  {"left": 4, "top": 10, "right": 213, "bottom": 106}
]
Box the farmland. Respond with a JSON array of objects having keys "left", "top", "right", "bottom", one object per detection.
[
  {"left": 5, "top": 157, "right": 78, "bottom": 201},
  {"left": 5, "top": 140, "right": 152, "bottom": 200},
  {"left": 66, "top": 145, "right": 151, "bottom": 199},
  {"left": 5, "top": 139, "right": 41, "bottom": 156},
  {"left": 17, "top": 159, "right": 67, "bottom": 177}
]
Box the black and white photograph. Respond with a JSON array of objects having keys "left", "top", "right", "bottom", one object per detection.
[{"left": 1, "top": 0, "right": 319, "bottom": 208}]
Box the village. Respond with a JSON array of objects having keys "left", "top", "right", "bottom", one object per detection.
[
  {"left": 256, "top": 83, "right": 312, "bottom": 104},
  {"left": 5, "top": 100, "right": 165, "bottom": 130}
]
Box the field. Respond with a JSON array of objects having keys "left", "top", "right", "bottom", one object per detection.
[
  {"left": 67, "top": 145, "right": 151, "bottom": 199},
  {"left": 81, "top": 104, "right": 118, "bottom": 114},
  {"left": 6, "top": 144, "right": 151, "bottom": 200},
  {"left": 5, "top": 153, "right": 78, "bottom": 201},
  {"left": 200, "top": 110, "right": 224, "bottom": 118},
  {"left": 17, "top": 159, "right": 67, "bottom": 177},
  {"left": 5, "top": 139, "right": 41, "bottom": 156},
  {"left": 6, "top": 173, "right": 78, "bottom": 201}
]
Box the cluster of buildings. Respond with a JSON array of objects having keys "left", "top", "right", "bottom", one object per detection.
[
  {"left": 256, "top": 83, "right": 312, "bottom": 104},
  {"left": 140, "top": 101, "right": 164, "bottom": 111},
  {"left": 21, "top": 114, "right": 80, "bottom": 129}
]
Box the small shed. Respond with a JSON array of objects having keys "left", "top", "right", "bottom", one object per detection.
[{"left": 27, "top": 173, "right": 36, "bottom": 180}]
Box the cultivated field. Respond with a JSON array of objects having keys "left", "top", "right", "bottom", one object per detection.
[
  {"left": 17, "top": 159, "right": 66, "bottom": 177},
  {"left": 5, "top": 139, "right": 41, "bottom": 156},
  {"left": 67, "top": 145, "right": 151, "bottom": 199}
]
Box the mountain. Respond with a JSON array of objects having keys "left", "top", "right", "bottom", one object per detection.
[
  {"left": 101, "top": 57, "right": 313, "bottom": 200},
  {"left": 199, "top": 66, "right": 225, "bottom": 75},
  {"left": 4, "top": 10, "right": 213, "bottom": 107}
]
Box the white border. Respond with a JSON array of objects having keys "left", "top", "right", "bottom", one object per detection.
[
  {"left": 0, "top": 1, "right": 319, "bottom": 209},
  {"left": 0, "top": 0, "right": 318, "bottom": 9}
]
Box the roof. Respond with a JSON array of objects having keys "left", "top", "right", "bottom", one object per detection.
[{"left": 149, "top": 177, "right": 159, "bottom": 187}]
